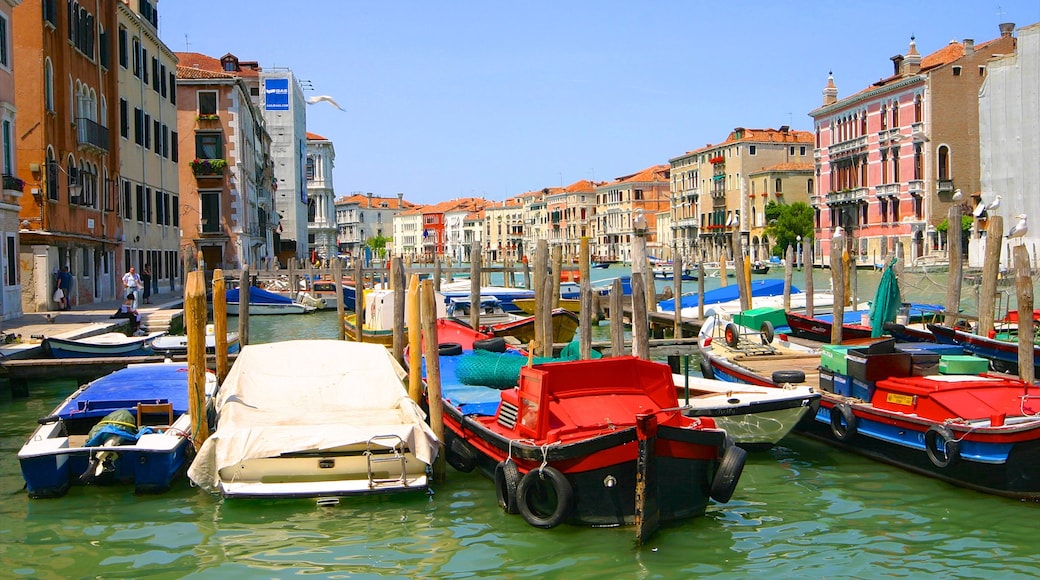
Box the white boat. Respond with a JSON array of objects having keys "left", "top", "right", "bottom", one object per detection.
[
  {"left": 42, "top": 331, "right": 166, "bottom": 358},
  {"left": 188, "top": 340, "right": 440, "bottom": 498},
  {"left": 445, "top": 295, "right": 519, "bottom": 326},
  {"left": 674, "top": 374, "right": 819, "bottom": 450},
  {"left": 151, "top": 326, "right": 241, "bottom": 355},
  {"left": 226, "top": 286, "right": 316, "bottom": 315},
  {"left": 439, "top": 280, "right": 534, "bottom": 313},
  {"left": 18, "top": 361, "right": 217, "bottom": 498}
]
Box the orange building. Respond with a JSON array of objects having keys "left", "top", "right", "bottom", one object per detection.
[{"left": 14, "top": 0, "right": 121, "bottom": 312}]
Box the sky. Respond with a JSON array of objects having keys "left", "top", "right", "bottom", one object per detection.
[{"left": 158, "top": 1, "right": 1040, "bottom": 205}]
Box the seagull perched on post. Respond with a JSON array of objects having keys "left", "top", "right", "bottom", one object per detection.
[
  {"left": 951, "top": 189, "right": 963, "bottom": 201},
  {"left": 306, "top": 95, "right": 345, "bottom": 111},
  {"left": 1007, "top": 214, "right": 1028, "bottom": 242},
  {"left": 973, "top": 194, "right": 1002, "bottom": 217},
  {"left": 833, "top": 225, "right": 844, "bottom": 239}
]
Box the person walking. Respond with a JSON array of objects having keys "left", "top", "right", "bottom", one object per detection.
[
  {"left": 55, "top": 266, "right": 73, "bottom": 310},
  {"left": 122, "top": 266, "right": 142, "bottom": 310},
  {"left": 141, "top": 264, "right": 153, "bottom": 304}
]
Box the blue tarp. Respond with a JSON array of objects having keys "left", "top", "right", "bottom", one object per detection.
[
  {"left": 57, "top": 363, "right": 192, "bottom": 420},
  {"left": 226, "top": 286, "right": 292, "bottom": 305},
  {"left": 658, "top": 279, "right": 797, "bottom": 312}
]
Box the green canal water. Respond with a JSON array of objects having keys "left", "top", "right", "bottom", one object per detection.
[{"left": 3, "top": 267, "right": 1039, "bottom": 578}]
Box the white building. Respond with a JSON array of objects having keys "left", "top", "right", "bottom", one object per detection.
[{"left": 305, "top": 132, "right": 336, "bottom": 263}]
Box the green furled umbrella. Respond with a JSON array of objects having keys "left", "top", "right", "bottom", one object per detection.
[{"left": 869, "top": 258, "right": 902, "bottom": 337}]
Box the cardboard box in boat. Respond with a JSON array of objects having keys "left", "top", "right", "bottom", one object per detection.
[
  {"left": 939, "top": 355, "right": 990, "bottom": 375},
  {"left": 846, "top": 348, "right": 912, "bottom": 383}
]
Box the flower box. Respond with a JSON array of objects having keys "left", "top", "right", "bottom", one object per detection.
[{"left": 191, "top": 158, "right": 227, "bottom": 176}]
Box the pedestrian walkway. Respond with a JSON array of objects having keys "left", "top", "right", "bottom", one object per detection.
[{"left": 0, "top": 287, "right": 185, "bottom": 359}]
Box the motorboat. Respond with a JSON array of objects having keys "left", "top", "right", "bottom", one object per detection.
[
  {"left": 188, "top": 340, "right": 440, "bottom": 498},
  {"left": 657, "top": 279, "right": 794, "bottom": 315},
  {"left": 151, "top": 325, "right": 240, "bottom": 356},
  {"left": 18, "top": 362, "right": 216, "bottom": 498},
  {"left": 928, "top": 323, "right": 1039, "bottom": 377},
  {"left": 42, "top": 331, "right": 166, "bottom": 359},
  {"left": 343, "top": 287, "right": 445, "bottom": 346},
  {"left": 427, "top": 319, "right": 745, "bottom": 537},
  {"left": 439, "top": 281, "right": 534, "bottom": 313},
  {"left": 226, "top": 286, "right": 317, "bottom": 315},
  {"left": 446, "top": 296, "right": 580, "bottom": 344}
]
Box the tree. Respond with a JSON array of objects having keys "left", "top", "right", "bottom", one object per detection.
[
  {"left": 365, "top": 234, "right": 392, "bottom": 259},
  {"left": 764, "top": 201, "right": 815, "bottom": 258}
]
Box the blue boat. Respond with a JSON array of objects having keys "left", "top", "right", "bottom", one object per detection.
[
  {"left": 658, "top": 279, "right": 795, "bottom": 312},
  {"left": 18, "top": 362, "right": 215, "bottom": 498},
  {"left": 226, "top": 286, "right": 316, "bottom": 315},
  {"left": 440, "top": 282, "right": 535, "bottom": 314}
]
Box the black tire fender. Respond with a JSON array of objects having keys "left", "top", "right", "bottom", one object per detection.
[
  {"left": 445, "top": 438, "right": 476, "bottom": 473},
  {"left": 924, "top": 425, "right": 960, "bottom": 469},
  {"left": 517, "top": 466, "right": 573, "bottom": 528},
  {"left": 725, "top": 323, "right": 740, "bottom": 348},
  {"left": 760, "top": 320, "right": 775, "bottom": 344},
  {"left": 710, "top": 444, "right": 747, "bottom": 503},
  {"left": 438, "top": 342, "right": 463, "bottom": 356},
  {"left": 699, "top": 357, "right": 715, "bottom": 380},
  {"left": 473, "top": 337, "right": 507, "bottom": 353},
  {"left": 772, "top": 369, "right": 806, "bottom": 385},
  {"left": 830, "top": 403, "right": 858, "bottom": 441},
  {"left": 494, "top": 460, "right": 521, "bottom": 514}
]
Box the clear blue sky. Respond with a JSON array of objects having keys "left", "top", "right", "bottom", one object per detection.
[{"left": 158, "top": 1, "right": 1039, "bottom": 205}]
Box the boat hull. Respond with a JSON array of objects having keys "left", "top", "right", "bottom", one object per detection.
[
  {"left": 343, "top": 314, "right": 395, "bottom": 346},
  {"left": 42, "top": 332, "right": 163, "bottom": 358},
  {"left": 486, "top": 309, "right": 580, "bottom": 344},
  {"left": 784, "top": 311, "right": 873, "bottom": 342},
  {"left": 928, "top": 323, "right": 1040, "bottom": 376},
  {"left": 227, "top": 302, "right": 314, "bottom": 315}
]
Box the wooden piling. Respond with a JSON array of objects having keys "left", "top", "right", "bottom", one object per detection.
[
  {"left": 579, "top": 238, "right": 593, "bottom": 359},
  {"left": 469, "top": 241, "right": 481, "bottom": 330},
  {"left": 803, "top": 237, "right": 814, "bottom": 318},
  {"left": 391, "top": 257, "right": 405, "bottom": 363},
  {"left": 212, "top": 269, "right": 229, "bottom": 383},
  {"left": 830, "top": 241, "right": 845, "bottom": 344},
  {"left": 238, "top": 266, "right": 250, "bottom": 346},
  {"left": 718, "top": 254, "right": 728, "bottom": 287},
  {"left": 631, "top": 270, "right": 649, "bottom": 360},
  {"left": 533, "top": 240, "right": 548, "bottom": 353},
  {"left": 354, "top": 260, "right": 365, "bottom": 342},
  {"left": 552, "top": 245, "right": 563, "bottom": 308},
  {"left": 732, "top": 232, "right": 749, "bottom": 312},
  {"left": 673, "top": 255, "right": 683, "bottom": 339},
  {"left": 1014, "top": 245, "right": 1034, "bottom": 384},
  {"left": 522, "top": 257, "right": 531, "bottom": 290},
  {"left": 944, "top": 204, "right": 964, "bottom": 323},
  {"left": 697, "top": 261, "right": 705, "bottom": 320},
  {"left": 540, "top": 261, "right": 554, "bottom": 358},
  {"left": 610, "top": 278, "right": 624, "bottom": 357},
  {"left": 978, "top": 216, "right": 1004, "bottom": 336},
  {"left": 783, "top": 245, "right": 794, "bottom": 312},
  {"left": 433, "top": 258, "right": 442, "bottom": 292},
  {"left": 406, "top": 274, "right": 422, "bottom": 404},
  {"left": 333, "top": 260, "right": 345, "bottom": 341},
  {"left": 420, "top": 279, "right": 446, "bottom": 481},
  {"left": 185, "top": 270, "right": 210, "bottom": 449}
]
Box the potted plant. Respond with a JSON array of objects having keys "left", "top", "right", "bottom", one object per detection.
[{"left": 190, "top": 158, "right": 228, "bottom": 175}]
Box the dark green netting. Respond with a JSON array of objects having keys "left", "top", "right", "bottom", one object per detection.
[{"left": 455, "top": 342, "right": 602, "bottom": 388}]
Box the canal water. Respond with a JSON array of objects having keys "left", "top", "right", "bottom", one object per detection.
[{"left": 2, "top": 266, "right": 1039, "bottom": 578}]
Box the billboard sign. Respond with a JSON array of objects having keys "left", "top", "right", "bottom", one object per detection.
[{"left": 265, "top": 78, "right": 290, "bottom": 110}]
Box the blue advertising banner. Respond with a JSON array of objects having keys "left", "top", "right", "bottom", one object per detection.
[{"left": 265, "top": 78, "right": 290, "bottom": 110}]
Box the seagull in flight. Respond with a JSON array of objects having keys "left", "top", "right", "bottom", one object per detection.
[
  {"left": 306, "top": 95, "right": 345, "bottom": 111},
  {"left": 1007, "top": 214, "right": 1028, "bottom": 241},
  {"left": 973, "top": 194, "right": 1001, "bottom": 217}
]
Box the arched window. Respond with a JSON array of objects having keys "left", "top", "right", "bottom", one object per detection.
[
  {"left": 914, "top": 95, "right": 923, "bottom": 123},
  {"left": 46, "top": 147, "right": 58, "bottom": 200},
  {"left": 937, "top": 145, "right": 950, "bottom": 180},
  {"left": 44, "top": 59, "right": 55, "bottom": 112}
]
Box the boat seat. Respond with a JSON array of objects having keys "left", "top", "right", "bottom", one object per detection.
[{"left": 137, "top": 402, "right": 174, "bottom": 429}]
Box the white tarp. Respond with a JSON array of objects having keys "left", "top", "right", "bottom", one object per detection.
[{"left": 188, "top": 340, "right": 439, "bottom": 493}]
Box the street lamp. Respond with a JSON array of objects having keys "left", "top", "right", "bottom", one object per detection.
[{"left": 796, "top": 235, "right": 802, "bottom": 270}]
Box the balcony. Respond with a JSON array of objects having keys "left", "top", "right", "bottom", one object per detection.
[
  {"left": 191, "top": 158, "right": 228, "bottom": 178},
  {"left": 936, "top": 179, "right": 955, "bottom": 201},
  {"left": 909, "top": 180, "right": 925, "bottom": 197},
  {"left": 874, "top": 183, "right": 900, "bottom": 198},
  {"left": 825, "top": 187, "right": 869, "bottom": 205},
  {"left": 828, "top": 135, "right": 868, "bottom": 158},
  {"left": 3, "top": 174, "right": 25, "bottom": 197},
  {"left": 878, "top": 128, "right": 901, "bottom": 144},
  {"left": 196, "top": 114, "right": 221, "bottom": 128},
  {"left": 75, "top": 118, "right": 110, "bottom": 153}
]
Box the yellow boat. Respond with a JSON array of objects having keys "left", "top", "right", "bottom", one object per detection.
[
  {"left": 343, "top": 313, "right": 395, "bottom": 346},
  {"left": 512, "top": 298, "right": 581, "bottom": 316}
]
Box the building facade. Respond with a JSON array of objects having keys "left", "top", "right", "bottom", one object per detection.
[
  {"left": 594, "top": 165, "right": 670, "bottom": 263},
  {"left": 335, "top": 192, "right": 412, "bottom": 261},
  {"left": 809, "top": 27, "right": 1017, "bottom": 266},
  {"left": 305, "top": 131, "right": 335, "bottom": 264},
  {"left": 745, "top": 162, "right": 814, "bottom": 260},
  {"left": 117, "top": 0, "right": 180, "bottom": 295},
  {"left": 175, "top": 51, "right": 274, "bottom": 272},
  {"left": 1, "top": 0, "right": 23, "bottom": 320},
  {"left": 14, "top": 0, "right": 121, "bottom": 312}
]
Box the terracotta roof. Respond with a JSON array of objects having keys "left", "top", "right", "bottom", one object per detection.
[
  {"left": 174, "top": 51, "right": 261, "bottom": 79},
  {"left": 749, "top": 162, "right": 814, "bottom": 174},
  {"left": 684, "top": 128, "right": 813, "bottom": 155},
  {"left": 335, "top": 193, "right": 415, "bottom": 209},
  {"left": 175, "top": 64, "right": 235, "bottom": 80},
  {"left": 306, "top": 131, "right": 328, "bottom": 141},
  {"left": 561, "top": 179, "right": 598, "bottom": 193},
  {"left": 613, "top": 164, "right": 670, "bottom": 184}
]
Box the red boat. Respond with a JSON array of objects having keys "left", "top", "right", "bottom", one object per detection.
[
  {"left": 700, "top": 327, "right": 1040, "bottom": 499},
  {"left": 430, "top": 319, "right": 745, "bottom": 537},
  {"left": 784, "top": 311, "right": 873, "bottom": 342}
]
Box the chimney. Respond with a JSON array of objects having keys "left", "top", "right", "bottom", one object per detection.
[
  {"left": 999, "top": 22, "right": 1015, "bottom": 38},
  {"left": 891, "top": 55, "right": 904, "bottom": 76},
  {"left": 963, "top": 39, "right": 975, "bottom": 55},
  {"left": 823, "top": 72, "right": 838, "bottom": 106},
  {"left": 367, "top": 192, "right": 373, "bottom": 208},
  {"left": 903, "top": 36, "right": 921, "bottom": 74}
]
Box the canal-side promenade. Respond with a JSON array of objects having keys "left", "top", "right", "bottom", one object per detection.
[{"left": 0, "top": 288, "right": 184, "bottom": 360}]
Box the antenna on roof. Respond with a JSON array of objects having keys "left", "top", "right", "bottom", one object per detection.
[
  {"left": 184, "top": 34, "right": 190, "bottom": 51},
  {"left": 299, "top": 80, "right": 314, "bottom": 92}
]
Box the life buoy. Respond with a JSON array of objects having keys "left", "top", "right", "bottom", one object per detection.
[
  {"left": 445, "top": 438, "right": 476, "bottom": 473},
  {"left": 830, "top": 403, "right": 858, "bottom": 441},
  {"left": 438, "top": 342, "right": 463, "bottom": 356},
  {"left": 760, "top": 321, "right": 775, "bottom": 344},
  {"left": 725, "top": 323, "right": 740, "bottom": 348},
  {"left": 495, "top": 460, "right": 521, "bottom": 514},
  {"left": 473, "top": 337, "right": 507, "bottom": 353},
  {"left": 925, "top": 425, "right": 960, "bottom": 468},
  {"left": 710, "top": 444, "right": 747, "bottom": 503},
  {"left": 699, "top": 357, "right": 716, "bottom": 380},
  {"left": 517, "top": 466, "right": 572, "bottom": 528},
  {"left": 772, "top": 369, "right": 806, "bottom": 385}
]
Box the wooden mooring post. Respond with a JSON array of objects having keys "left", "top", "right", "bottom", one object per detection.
[
  {"left": 212, "top": 269, "right": 229, "bottom": 383},
  {"left": 420, "top": 279, "right": 446, "bottom": 481},
  {"left": 978, "top": 216, "right": 1004, "bottom": 337},
  {"left": 830, "top": 239, "right": 846, "bottom": 344},
  {"left": 944, "top": 204, "right": 964, "bottom": 323},
  {"left": 185, "top": 269, "right": 211, "bottom": 449},
  {"left": 1014, "top": 245, "right": 1034, "bottom": 384},
  {"left": 238, "top": 266, "right": 250, "bottom": 346}
]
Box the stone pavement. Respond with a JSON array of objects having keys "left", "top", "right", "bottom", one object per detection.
[{"left": 0, "top": 287, "right": 185, "bottom": 359}]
